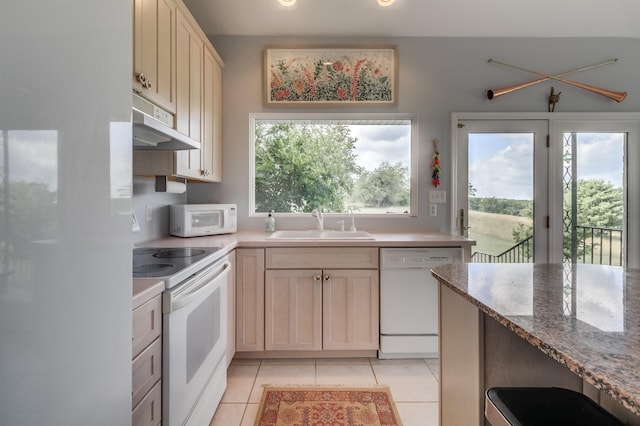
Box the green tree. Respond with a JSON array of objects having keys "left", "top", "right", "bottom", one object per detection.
[
  {"left": 567, "top": 179, "right": 623, "bottom": 228},
  {"left": 254, "top": 123, "right": 361, "bottom": 213},
  {"left": 354, "top": 161, "right": 409, "bottom": 208},
  {"left": 563, "top": 179, "right": 623, "bottom": 261}
]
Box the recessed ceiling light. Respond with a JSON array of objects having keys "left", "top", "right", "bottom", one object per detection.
[
  {"left": 378, "top": 0, "right": 395, "bottom": 6},
  {"left": 278, "top": 0, "right": 296, "bottom": 6}
]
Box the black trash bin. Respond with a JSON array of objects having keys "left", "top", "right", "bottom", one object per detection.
[{"left": 485, "top": 387, "right": 624, "bottom": 426}]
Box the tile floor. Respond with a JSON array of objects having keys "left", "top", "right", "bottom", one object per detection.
[{"left": 209, "top": 357, "right": 440, "bottom": 426}]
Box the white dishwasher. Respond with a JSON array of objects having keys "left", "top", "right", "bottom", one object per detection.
[{"left": 379, "top": 248, "right": 462, "bottom": 359}]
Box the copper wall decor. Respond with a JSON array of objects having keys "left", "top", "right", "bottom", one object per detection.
[{"left": 486, "top": 58, "right": 626, "bottom": 103}]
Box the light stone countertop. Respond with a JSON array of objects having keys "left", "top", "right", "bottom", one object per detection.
[
  {"left": 431, "top": 262, "right": 640, "bottom": 416},
  {"left": 132, "top": 230, "right": 475, "bottom": 298},
  {"left": 136, "top": 230, "right": 476, "bottom": 250}
]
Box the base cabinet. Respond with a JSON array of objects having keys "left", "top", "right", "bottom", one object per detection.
[
  {"left": 264, "top": 268, "right": 379, "bottom": 351},
  {"left": 264, "top": 247, "right": 379, "bottom": 352},
  {"left": 235, "top": 247, "right": 379, "bottom": 354},
  {"left": 235, "top": 248, "right": 265, "bottom": 352},
  {"left": 132, "top": 292, "right": 162, "bottom": 426}
]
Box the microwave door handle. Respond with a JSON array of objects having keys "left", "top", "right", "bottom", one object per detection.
[{"left": 164, "top": 261, "right": 231, "bottom": 313}]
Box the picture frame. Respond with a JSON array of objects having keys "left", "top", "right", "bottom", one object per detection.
[{"left": 264, "top": 45, "right": 398, "bottom": 106}]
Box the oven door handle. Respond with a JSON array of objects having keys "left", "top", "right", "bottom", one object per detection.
[{"left": 164, "top": 260, "right": 231, "bottom": 313}]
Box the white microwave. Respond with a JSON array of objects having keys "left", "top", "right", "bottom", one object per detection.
[{"left": 169, "top": 204, "right": 237, "bottom": 237}]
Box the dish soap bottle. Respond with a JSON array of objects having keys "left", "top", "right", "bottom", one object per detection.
[{"left": 265, "top": 210, "right": 276, "bottom": 232}]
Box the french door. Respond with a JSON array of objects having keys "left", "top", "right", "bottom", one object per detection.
[{"left": 453, "top": 113, "right": 640, "bottom": 268}]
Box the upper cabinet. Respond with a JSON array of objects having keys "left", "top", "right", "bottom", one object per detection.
[
  {"left": 132, "top": 0, "right": 224, "bottom": 183},
  {"left": 201, "top": 45, "right": 223, "bottom": 182},
  {"left": 133, "top": 0, "right": 177, "bottom": 113}
]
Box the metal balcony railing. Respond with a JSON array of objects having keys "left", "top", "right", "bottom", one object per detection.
[
  {"left": 472, "top": 236, "right": 533, "bottom": 263},
  {"left": 573, "top": 225, "right": 623, "bottom": 266},
  {"left": 471, "top": 226, "right": 623, "bottom": 265}
]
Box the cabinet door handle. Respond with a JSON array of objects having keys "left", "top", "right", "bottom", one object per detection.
[
  {"left": 314, "top": 274, "right": 322, "bottom": 283},
  {"left": 323, "top": 274, "right": 331, "bottom": 282},
  {"left": 136, "top": 73, "right": 152, "bottom": 89}
]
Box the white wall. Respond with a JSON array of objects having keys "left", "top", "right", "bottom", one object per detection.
[
  {"left": 187, "top": 36, "right": 640, "bottom": 233},
  {"left": 132, "top": 177, "right": 186, "bottom": 244},
  {"left": 0, "top": 2, "right": 132, "bottom": 425}
]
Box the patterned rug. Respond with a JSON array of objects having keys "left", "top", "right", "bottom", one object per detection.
[{"left": 254, "top": 385, "right": 403, "bottom": 426}]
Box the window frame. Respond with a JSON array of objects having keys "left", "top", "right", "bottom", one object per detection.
[{"left": 249, "top": 112, "right": 418, "bottom": 218}]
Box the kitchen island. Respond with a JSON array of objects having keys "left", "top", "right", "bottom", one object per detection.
[{"left": 431, "top": 263, "right": 640, "bottom": 426}]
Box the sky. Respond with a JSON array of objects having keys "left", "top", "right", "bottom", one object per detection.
[
  {"left": 469, "top": 132, "right": 624, "bottom": 199},
  {"left": 348, "top": 124, "right": 410, "bottom": 172}
]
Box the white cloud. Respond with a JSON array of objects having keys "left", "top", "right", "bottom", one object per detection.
[
  {"left": 349, "top": 125, "right": 410, "bottom": 171},
  {"left": 470, "top": 140, "right": 533, "bottom": 199}
]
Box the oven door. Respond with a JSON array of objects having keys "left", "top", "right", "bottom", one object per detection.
[{"left": 162, "top": 256, "right": 231, "bottom": 425}]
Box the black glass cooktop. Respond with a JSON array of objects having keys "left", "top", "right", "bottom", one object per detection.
[{"left": 133, "top": 247, "right": 220, "bottom": 284}]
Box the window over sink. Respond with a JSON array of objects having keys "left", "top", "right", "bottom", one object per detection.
[{"left": 250, "top": 113, "right": 416, "bottom": 216}]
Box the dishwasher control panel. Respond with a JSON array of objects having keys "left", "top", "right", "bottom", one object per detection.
[{"left": 380, "top": 248, "right": 462, "bottom": 268}]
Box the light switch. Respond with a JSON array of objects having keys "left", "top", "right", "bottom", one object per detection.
[{"left": 429, "top": 190, "right": 446, "bottom": 204}]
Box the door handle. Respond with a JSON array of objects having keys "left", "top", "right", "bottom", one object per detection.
[{"left": 458, "top": 209, "right": 470, "bottom": 236}]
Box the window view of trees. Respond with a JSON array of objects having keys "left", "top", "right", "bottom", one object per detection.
[{"left": 254, "top": 120, "right": 411, "bottom": 214}]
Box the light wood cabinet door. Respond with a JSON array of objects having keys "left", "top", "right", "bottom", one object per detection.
[
  {"left": 132, "top": 295, "right": 162, "bottom": 358},
  {"left": 174, "top": 8, "right": 203, "bottom": 179},
  {"left": 323, "top": 269, "right": 379, "bottom": 350},
  {"left": 236, "top": 249, "right": 265, "bottom": 352},
  {"left": 133, "top": 0, "right": 176, "bottom": 113},
  {"left": 200, "top": 45, "right": 223, "bottom": 182},
  {"left": 265, "top": 269, "right": 323, "bottom": 351}
]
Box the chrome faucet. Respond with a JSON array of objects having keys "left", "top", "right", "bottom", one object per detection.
[
  {"left": 347, "top": 207, "right": 357, "bottom": 231},
  {"left": 311, "top": 207, "right": 324, "bottom": 231}
]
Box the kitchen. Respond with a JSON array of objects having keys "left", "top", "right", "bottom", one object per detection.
[{"left": 2, "top": 0, "right": 640, "bottom": 425}]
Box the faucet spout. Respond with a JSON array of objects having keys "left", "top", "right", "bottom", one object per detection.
[
  {"left": 347, "top": 207, "right": 357, "bottom": 231},
  {"left": 311, "top": 208, "right": 324, "bottom": 231}
]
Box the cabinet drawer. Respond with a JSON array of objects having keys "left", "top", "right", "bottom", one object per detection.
[
  {"left": 132, "top": 337, "right": 162, "bottom": 408},
  {"left": 132, "top": 295, "right": 162, "bottom": 358},
  {"left": 266, "top": 247, "right": 378, "bottom": 269},
  {"left": 132, "top": 379, "right": 161, "bottom": 426}
]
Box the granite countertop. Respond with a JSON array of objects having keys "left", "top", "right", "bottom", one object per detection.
[{"left": 431, "top": 263, "right": 640, "bottom": 416}]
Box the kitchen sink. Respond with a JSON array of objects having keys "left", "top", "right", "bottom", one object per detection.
[{"left": 268, "top": 230, "right": 375, "bottom": 240}]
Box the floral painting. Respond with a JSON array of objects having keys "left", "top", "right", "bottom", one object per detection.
[{"left": 264, "top": 46, "right": 397, "bottom": 105}]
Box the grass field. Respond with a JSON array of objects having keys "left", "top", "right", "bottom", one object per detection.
[
  {"left": 468, "top": 210, "right": 532, "bottom": 256},
  {"left": 469, "top": 210, "right": 623, "bottom": 265}
]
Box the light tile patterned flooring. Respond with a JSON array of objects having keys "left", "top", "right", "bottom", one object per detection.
[{"left": 209, "top": 357, "right": 440, "bottom": 426}]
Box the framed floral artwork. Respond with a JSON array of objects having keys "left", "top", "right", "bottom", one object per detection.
[{"left": 264, "top": 46, "right": 398, "bottom": 106}]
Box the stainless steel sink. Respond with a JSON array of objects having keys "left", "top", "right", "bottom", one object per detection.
[{"left": 268, "top": 230, "right": 375, "bottom": 240}]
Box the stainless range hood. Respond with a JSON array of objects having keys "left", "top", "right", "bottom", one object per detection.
[{"left": 132, "top": 93, "right": 200, "bottom": 151}]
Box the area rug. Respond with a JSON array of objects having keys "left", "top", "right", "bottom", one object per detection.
[{"left": 254, "top": 385, "right": 403, "bottom": 426}]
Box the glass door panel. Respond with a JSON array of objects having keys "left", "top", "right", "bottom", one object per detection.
[
  {"left": 456, "top": 120, "right": 548, "bottom": 263},
  {"left": 561, "top": 132, "right": 625, "bottom": 266}
]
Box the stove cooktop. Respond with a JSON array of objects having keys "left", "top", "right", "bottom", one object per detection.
[{"left": 133, "top": 247, "right": 221, "bottom": 287}]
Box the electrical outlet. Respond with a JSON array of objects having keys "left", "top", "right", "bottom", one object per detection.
[
  {"left": 429, "top": 190, "right": 447, "bottom": 204},
  {"left": 145, "top": 205, "right": 153, "bottom": 221},
  {"left": 429, "top": 204, "right": 437, "bottom": 216}
]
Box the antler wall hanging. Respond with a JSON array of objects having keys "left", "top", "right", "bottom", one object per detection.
[{"left": 486, "top": 58, "right": 627, "bottom": 103}]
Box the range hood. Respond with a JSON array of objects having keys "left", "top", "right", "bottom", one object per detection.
[{"left": 132, "top": 93, "right": 200, "bottom": 151}]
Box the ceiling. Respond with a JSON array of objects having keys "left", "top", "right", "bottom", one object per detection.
[{"left": 183, "top": 0, "right": 640, "bottom": 39}]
